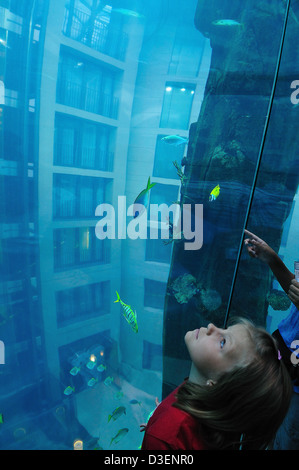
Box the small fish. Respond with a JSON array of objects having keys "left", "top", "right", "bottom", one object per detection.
[
  {"left": 70, "top": 366, "right": 80, "bottom": 376},
  {"left": 114, "top": 291, "right": 138, "bottom": 333},
  {"left": 212, "top": 19, "right": 242, "bottom": 27},
  {"left": 161, "top": 135, "right": 189, "bottom": 146},
  {"left": 63, "top": 386, "right": 75, "bottom": 396},
  {"left": 114, "top": 391, "right": 124, "bottom": 400},
  {"left": 0, "top": 413, "right": 3, "bottom": 424},
  {"left": 96, "top": 364, "right": 106, "bottom": 372},
  {"left": 104, "top": 376, "right": 114, "bottom": 386},
  {"left": 113, "top": 8, "right": 144, "bottom": 19},
  {"left": 86, "top": 360, "right": 96, "bottom": 370},
  {"left": 209, "top": 184, "right": 220, "bottom": 202},
  {"left": 133, "top": 177, "right": 156, "bottom": 218},
  {"left": 87, "top": 377, "right": 98, "bottom": 387},
  {"left": 108, "top": 406, "right": 126, "bottom": 423},
  {"left": 110, "top": 428, "right": 129, "bottom": 446},
  {"left": 129, "top": 399, "right": 142, "bottom": 406}
]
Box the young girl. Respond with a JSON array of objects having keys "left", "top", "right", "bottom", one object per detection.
[{"left": 141, "top": 318, "right": 292, "bottom": 450}]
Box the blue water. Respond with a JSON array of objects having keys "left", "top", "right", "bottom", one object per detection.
[{"left": 0, "top": 0, "right": 298, "bottom": 450}]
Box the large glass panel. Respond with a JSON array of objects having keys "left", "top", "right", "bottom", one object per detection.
[
  {"left": 160, "top": 82, "right": 196, "bottom": 129},
  {"left": 227, "top": 1, "right": 299, "bottom": 334},
  {"left": 162, "top": 1, "right": 299, "bottom": 396},
  {"left": 0, "top": 0, "right": 298, "bottom": 452}
]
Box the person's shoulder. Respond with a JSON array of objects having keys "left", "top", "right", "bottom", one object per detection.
[
  {"left": 148, "top": 402, "right": 190, "bottom": 435},
  {"left": 146, "top": 404, "right": 205, "bottom": 449},
  {"left": 291, "top": 303, "right": 299, "bottom": 314}
]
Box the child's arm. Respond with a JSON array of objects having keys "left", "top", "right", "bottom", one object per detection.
[
  {"left": 244, "top": 229, "right": 294, "bottom": 294},
  {"left": 288, "top": 279, "right": 299, "bottom": 310}
]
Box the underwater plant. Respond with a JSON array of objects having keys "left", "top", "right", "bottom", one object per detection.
[
  {"left": 266, "top": 289, "right": 292, "bottom": 311},
  {"left": 171, "top": 274, "right": 199, "bottom": 304},
  {"left": 200, "top": 288, "right": 222, "bottom": 311}
]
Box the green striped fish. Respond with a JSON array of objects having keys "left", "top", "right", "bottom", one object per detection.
[
  {"left": 114, "top": 291, "right": 138, "bottom": 333},
  {"left": 110, "top": 427, "right": 129, "bottom": 446}
]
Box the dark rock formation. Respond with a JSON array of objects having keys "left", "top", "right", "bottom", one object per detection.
[{"left": 163, "top": 0, "right": 299, "bottom": 395}]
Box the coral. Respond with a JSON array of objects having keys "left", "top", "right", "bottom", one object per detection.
[
  {"left": 266, "top": 289, "right": 291, "bottom": 311},
  {"left": 171, "top": 274, "right": 198, "bottom": 304},
  {"left": 211, "top": 140, "right": 245, "bottom": 169},
  {"left": 200, "top": 288, "right": 222, "bottom": 311}
]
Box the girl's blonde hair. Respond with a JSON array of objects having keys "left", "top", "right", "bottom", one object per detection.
[{"left": 174, "top": 318, "right": 293, "bottom": 449}]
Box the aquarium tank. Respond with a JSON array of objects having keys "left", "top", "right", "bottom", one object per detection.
[{"left": 0, "top": 0, "right": 298, "bottom": 450}]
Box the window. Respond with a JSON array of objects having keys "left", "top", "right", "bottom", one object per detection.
[
  {"left": 144, "top": 279, "right": 166, "bottom": 309},
  {"left": 160, "top": 82, "right": 195, "bottom": 130},
  {"left": 54, "top": 228, "right": 76, "bottom": 269},
  {"left": 57, "top": 52, "right": 119, "bottom": 119},
  {"left": 142, "top": 340, "right": 162, "bottom": 371},
  {"left": 149, "top": 183, "right": 180, "bottom": 217},
  {"left": 79, "top": 227, "right": 92, "bottom": 262},
  {"left": 53, "top": 227, "right": 109, "bottom": 270},
  {"left": 53, "top": 174, "right": 76, "bottom": 218},
  {"left": 3, "top": 176, "right": 24, "bottom": 221},
  {"left": 55, "top": 126, "right": 76, "bottom": 166},
  {"left": 81, "top": 124, "right": 96, "bottom": 168},
  {"left": 145, "top": 237, "right": 172, "bottom": 264},
  {"left": 145, "top": 183, "right": 179, "bottom": 262},
  {"left": 168, "top": 26, "right": 205, "bottom": 77},
  {"left": 79, "top": 180, "right": 94, "bottom": 218},
  {"left": 53, "top": 174, "right": 111, "bottom": 219},
  {"left": 62, "top": 1, "right": 128, "bottom": 61},
  {"left": 153, "top": 134, "right": 186, "bottom": 179},
  {"left": 58, "top": 54, "right": 83, "bottom": 109},
  {"left": 54, "top": 114, "right": 114, "bottom": 171},
  {"left": 56, "top": 281, "right": 110, "bottom": 328}
]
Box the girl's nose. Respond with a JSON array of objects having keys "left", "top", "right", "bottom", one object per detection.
[{"left": 207, "top": 323, "right": 218, "bottom": 335}]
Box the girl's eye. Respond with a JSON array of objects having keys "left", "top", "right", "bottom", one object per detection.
[{"left": 220, "top": 338, "right": 226, "bottom": 349}]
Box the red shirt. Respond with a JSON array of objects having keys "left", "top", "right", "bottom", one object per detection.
[{"left": 141, "top": 383, "right": 207, "bottom": 450}]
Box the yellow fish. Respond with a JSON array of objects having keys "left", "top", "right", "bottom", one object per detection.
[
  {"left": 114, "top": 291, "right": 138, "bottom": 333},
  {"left": 209, "top": 184, "right": 220, "bottom": 202}
]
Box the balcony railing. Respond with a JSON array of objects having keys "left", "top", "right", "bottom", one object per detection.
[
  {"left": 62, "top": 6, "right": 128, "bottom": 62},
  {"left": 55, "top": 142, "right": 114, "bottom": 172},
  {"left": 54, "top": 229, "right": 109, "bottom": 270},
  {"left": 57, "top": 78, "right": 119, "bottom": 120}
]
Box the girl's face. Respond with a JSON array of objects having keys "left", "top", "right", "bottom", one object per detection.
[{"left": 184, "top": 323, "right": 254, "bottom": 384}]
